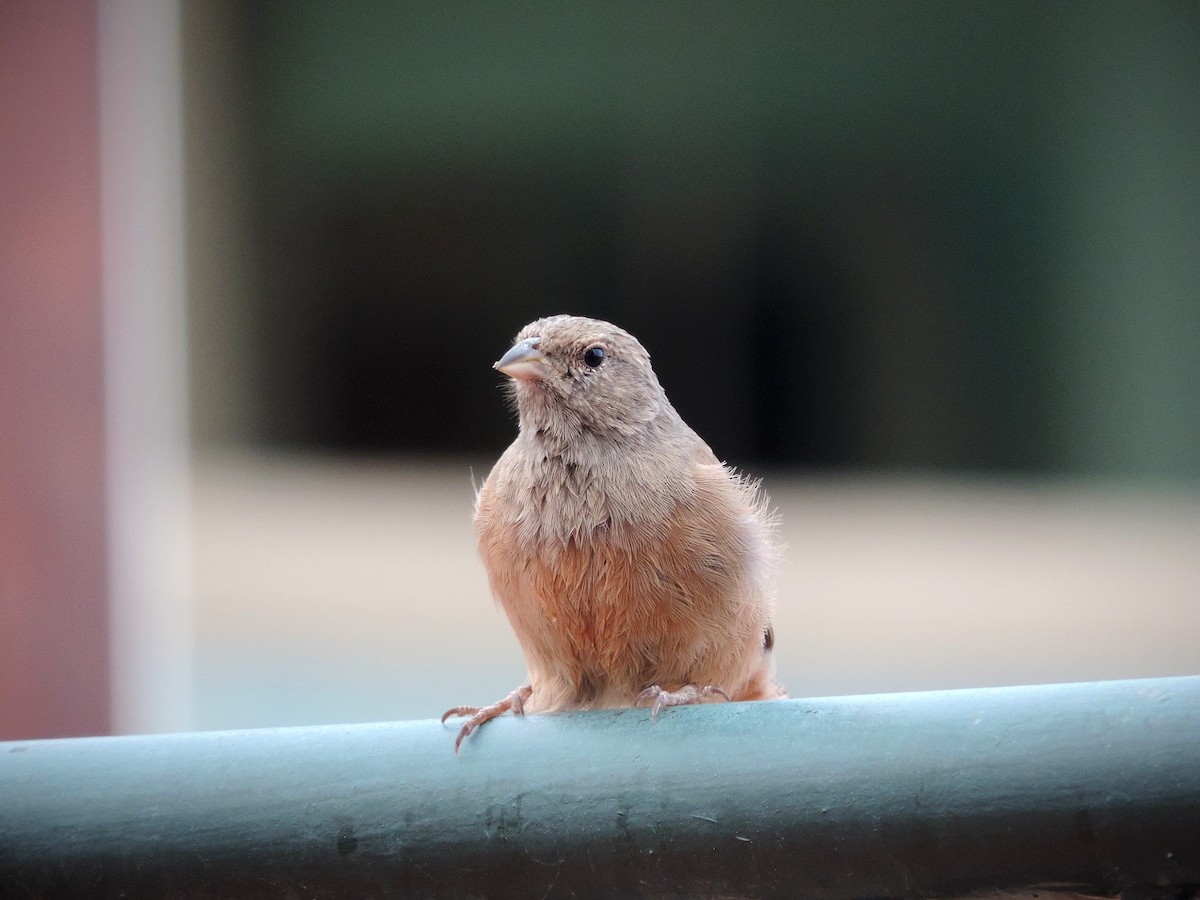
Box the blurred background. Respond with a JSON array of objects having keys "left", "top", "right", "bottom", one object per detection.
[{"left": 2, "top": 0, "right": 1198, "bottom": 740}]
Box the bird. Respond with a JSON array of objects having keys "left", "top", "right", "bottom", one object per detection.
[{"left": 442, "top": 315, "right": 785, "bottom": 750}]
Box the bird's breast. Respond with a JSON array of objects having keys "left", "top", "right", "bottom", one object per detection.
[{"left": 474, "top": 442, "right": 763, "bottom": 708}]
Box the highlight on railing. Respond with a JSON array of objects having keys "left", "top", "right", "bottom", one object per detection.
[{"left": 2, "top": 676, "right": 1198, "bottom": 898}]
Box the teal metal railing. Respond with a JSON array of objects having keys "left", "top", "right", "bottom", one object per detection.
[{"left": 2, "top": 676, "right": 1198, "bottom": 898}]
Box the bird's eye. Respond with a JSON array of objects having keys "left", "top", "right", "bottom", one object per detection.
[{"left": 582, "top": 346, "right": 606, "bottom": 368}]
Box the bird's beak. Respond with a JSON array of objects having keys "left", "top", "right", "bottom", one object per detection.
[{"left": 494, "top": 336, "right": 549, "bottom": 381}]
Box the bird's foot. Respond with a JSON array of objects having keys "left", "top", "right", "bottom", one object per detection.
[
  {"left": 441, "top": 684, "right": 532, "bottom": 752},
  {"left": 635, "top": 683, "right": 731, "bottom": 721}
]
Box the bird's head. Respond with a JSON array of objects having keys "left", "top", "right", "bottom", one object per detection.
[{"left": 494, "top": 315, "right": 668, "bottom": 441}]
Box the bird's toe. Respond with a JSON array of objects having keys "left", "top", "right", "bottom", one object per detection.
[
  {"left": 441, "top": 685, "right": 533, "bottom": 752},
  {"left": 636, "top": 683, "right": 730, "bottom": 721}
]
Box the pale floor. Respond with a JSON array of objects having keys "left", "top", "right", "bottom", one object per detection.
[{"left": 193, "top": 452, "right": 1200, "bottom": 730}]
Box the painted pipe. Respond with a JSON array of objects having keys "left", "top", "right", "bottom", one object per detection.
[{"left": 2, "top": 676, "right": 1198, "bottom": 898}]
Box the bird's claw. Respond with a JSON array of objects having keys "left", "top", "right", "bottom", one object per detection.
[
  {"left": 441, "top": 685, "right": 532, "bottom": 752},
  {"left": 635, "top": 683, "right": 731, "bottom": 721}
]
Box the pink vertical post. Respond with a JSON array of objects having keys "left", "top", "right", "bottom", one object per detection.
[{"left": 0, "top": 0, "right": 111, "bottom": 738}]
